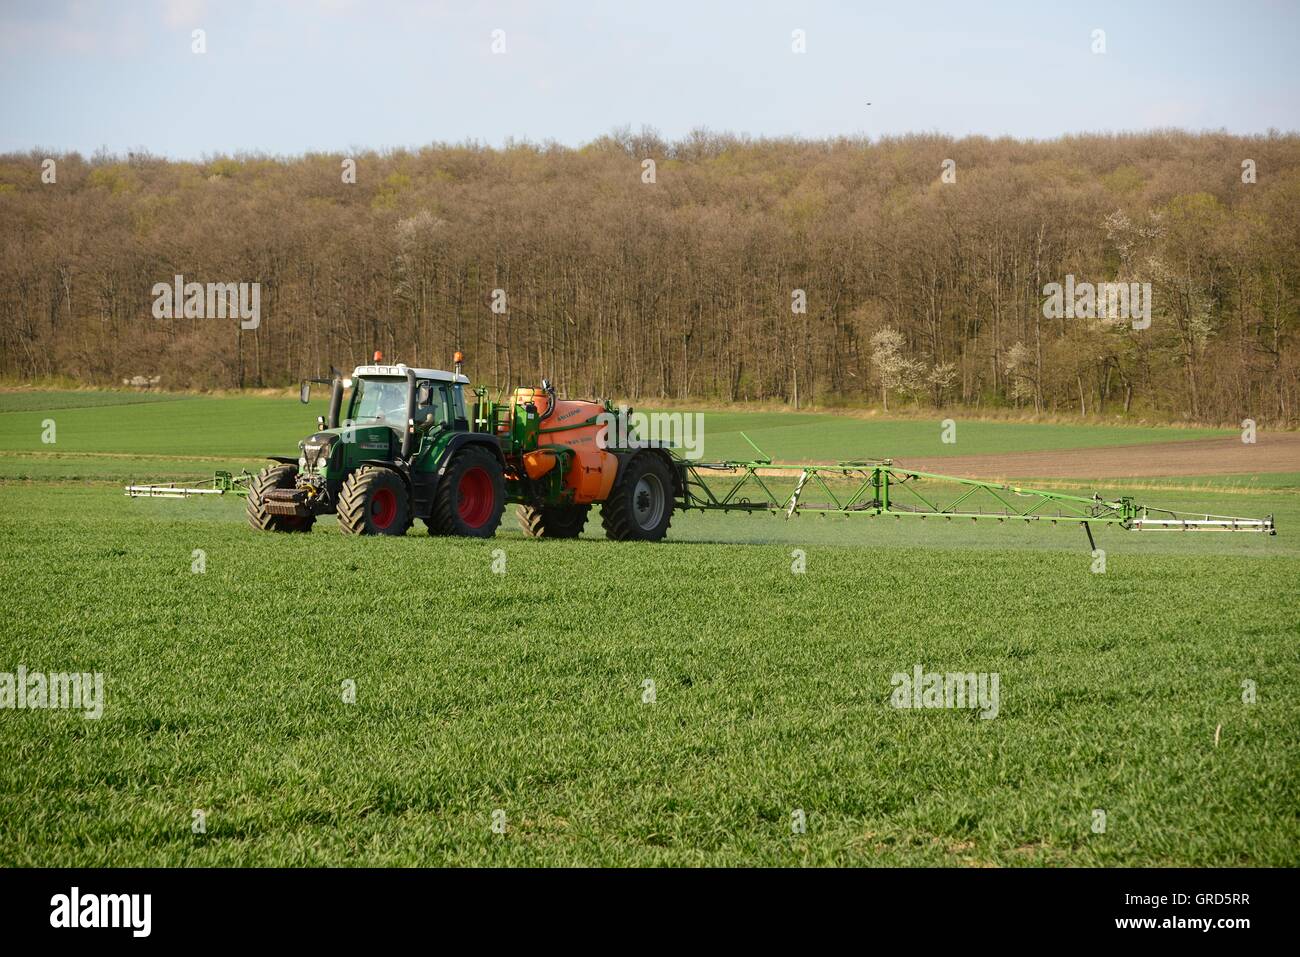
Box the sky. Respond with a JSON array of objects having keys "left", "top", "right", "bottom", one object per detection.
[{"left": 1, "top": 0, "right": 1297, "bottom": 158}]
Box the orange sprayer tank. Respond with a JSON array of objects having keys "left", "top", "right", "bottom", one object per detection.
[{"left": 512, "top": 388, "right": 619, "bottom": 504}]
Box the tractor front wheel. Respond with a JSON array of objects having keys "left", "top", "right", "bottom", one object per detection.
[
  {"left": 246, "top": 464, "right": 316, "bottom": 533},
  {"left": 429, "top": 446, "right": 506, "bottom": 538},
  {"left": 337, "top": 466, "right": 411, "bottom": 535},
  {"left": 517, "top": 503, "right": 590, "bottom": 539},
  {"left": 601, "top": 453, "right": 674, "bottom": 541}
]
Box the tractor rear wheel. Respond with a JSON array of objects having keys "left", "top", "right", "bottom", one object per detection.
[
  {"left": 246, "top": 464, "right": 316, "bottom": 533},
  {"left": 337, "top": 465, "right": 411, "bottom": 535},
  {"left": 429, "top": 446, "right": 506, "bottom": 538},
  {"left": 601, "top": 453, "right": 674, "bottom": 541},
  {"left": 516, "top": 503, "right": 590, "bottom": 539}
]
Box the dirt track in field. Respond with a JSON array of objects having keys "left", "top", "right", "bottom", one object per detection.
[{"left": 892, "top": 432, "right": 1300, "bottom": 480}]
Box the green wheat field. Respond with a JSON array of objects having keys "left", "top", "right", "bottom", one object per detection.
[{"left": 1, "top": 390, "right": 1296, "bottom": 866}]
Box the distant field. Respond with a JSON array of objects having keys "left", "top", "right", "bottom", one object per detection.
[
  {"left": 0, "top": 390, "right": 1295, "bottom": 867},
  {"left": 0, "top": 389, "right": 186, "bottom": 413},
  {"left": 0, "top": 392, "right": 334, "bottom": 460},
  {"left": 691, "top": 410, "right": 1230, "bottom": 463},
  {"left": 1027, "top": 472, "right": 1300, "bottom": 492},
  {"left": 0, "top": 389, "right": 1236, "bottom": 483}
]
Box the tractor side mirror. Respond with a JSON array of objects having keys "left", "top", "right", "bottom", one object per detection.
[
  {"left": 416, "top": 383, "right": 433, "bottom": 407},
  {"left": 299, "top": 381, "right": 311, "bottom": 404}
]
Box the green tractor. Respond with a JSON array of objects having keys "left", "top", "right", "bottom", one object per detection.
[{"left": 246, "top": 354, "right": 685, "bottom": 540}]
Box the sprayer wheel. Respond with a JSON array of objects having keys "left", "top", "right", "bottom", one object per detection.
[
  {"left": 601, "top": 453, "right": 674, "bottom": 541},
  {"left": 517, "top": 503, "right": 590, "bottom": 539}
]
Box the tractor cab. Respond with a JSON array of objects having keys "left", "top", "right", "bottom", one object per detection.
[
  {"left": 345, "top": 363, "right": 470, "bottom": 433},
  {"left": 290, "top": 362, "right": 472, "bottom": 482}
]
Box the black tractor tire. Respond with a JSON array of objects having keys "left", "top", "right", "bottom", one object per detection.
[
  {"left": 428, "top": 446, "right": 506, "bottom": 538},
  {"left": 601, "top": 452, "right": 674, "bottom": 541},
  {"left": 516, "top": 503, "right": 590, "bottom": 539},
  {"left": 337, "top": 465, "right": 412, "bottom": 536},
  {"left": 246, "top": 464, "right": 316, "bottom": 533}
]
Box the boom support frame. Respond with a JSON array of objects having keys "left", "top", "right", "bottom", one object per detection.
[
  {"left": 126, "top": 470, "right": 253, "bottom": 499},
  {"left": 678, "top": 457, "right": 1275, "bottom": 534}
]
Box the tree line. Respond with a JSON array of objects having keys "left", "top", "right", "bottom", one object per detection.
[{"left": 1, "top": 128, "right": 1297, "bottom": 425}]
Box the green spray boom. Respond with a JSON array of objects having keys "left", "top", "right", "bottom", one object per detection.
[{"left": 673, "top": 433, "right": 1275, "bottom": 547}]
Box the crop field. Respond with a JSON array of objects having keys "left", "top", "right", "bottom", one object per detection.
[{"left": 1, "top": 390, "right": 1297, "bottom": 866}]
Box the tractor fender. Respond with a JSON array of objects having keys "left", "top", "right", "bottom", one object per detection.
[
  {"left": 266, "top": 455, "right": 298, "bottom": 465},
  {"left": 434, "top": 433, "right": 507, "bottom": 476},
  {"left": 356, "top": 460, "right": 411, "bottom": 493}
]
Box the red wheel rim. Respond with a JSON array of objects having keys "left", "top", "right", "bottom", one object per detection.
[
  {"left": 457, "top": 467, "right": 493, "bottom": 528},
  {"left": 370, "top": 487, "right": 397, "bottom": 529}
]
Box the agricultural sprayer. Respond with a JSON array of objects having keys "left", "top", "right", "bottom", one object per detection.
[{"left": 125, "top": 353, "right": 1277, "bottom": 545}]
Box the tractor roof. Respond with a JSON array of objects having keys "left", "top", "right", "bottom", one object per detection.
[{"left": 352, "top": 363, "right": 469, "bottom": 384}]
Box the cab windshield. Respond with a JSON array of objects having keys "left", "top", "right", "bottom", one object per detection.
[
  {"left": 348, "top": 376, "right": 462, "bottom": 428},
  {"left": 349, "top": 378, "right": 410, "bottom": 424}
]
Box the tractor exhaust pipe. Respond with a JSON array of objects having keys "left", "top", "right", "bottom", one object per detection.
[
  {"left": 401, "top": 367, "right": 418, "bottom": 460},
  {"left": 328, "top": 377, "right": 343, "bottom": 430}
]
